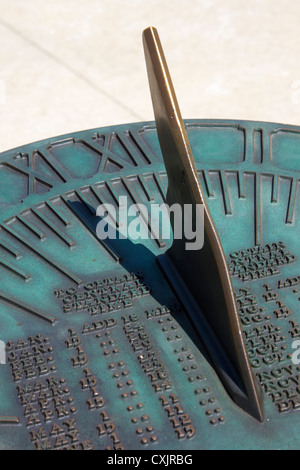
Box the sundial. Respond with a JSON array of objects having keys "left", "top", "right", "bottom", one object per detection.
[{"left": 0, "top": 27, "right": 300, "bottom": 450}]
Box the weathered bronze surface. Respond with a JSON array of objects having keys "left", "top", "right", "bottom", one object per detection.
[{"left": 0, "top": 28, "right": 299, "bottom": 449}]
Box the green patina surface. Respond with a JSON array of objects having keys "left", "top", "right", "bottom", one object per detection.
[{"left": 0, "top": 119, "right": 299, "bottom": 449}]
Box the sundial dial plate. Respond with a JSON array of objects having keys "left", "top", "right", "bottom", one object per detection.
[{"left": 0, "top": 118, "right": 299, "bottom": 449}]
